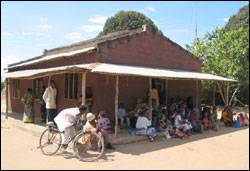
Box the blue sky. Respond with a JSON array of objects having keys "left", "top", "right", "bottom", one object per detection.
[{"left": 1, "top": 1, "right": 248, "bottom": 79}]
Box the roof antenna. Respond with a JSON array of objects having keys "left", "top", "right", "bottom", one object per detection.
[{"left": 194, "top": 1, "right": 198, "bottom": 39}]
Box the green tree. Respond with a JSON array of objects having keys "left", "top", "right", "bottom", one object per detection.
[
  {"left": 187, "top": 28, "right": 249, "bottom": 105},
  {"left": 187, "top": 4, "right": 249, "bottom": 105},
  {"left": 225, "top": 4, "right": 249, "bottom": 31},
  {"left": 98, "top": 10, "right": 162, "bottom": 36}
]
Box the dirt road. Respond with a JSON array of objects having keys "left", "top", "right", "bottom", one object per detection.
[{"left": 1, "top": 119, "right": 249, "bottom": 170}]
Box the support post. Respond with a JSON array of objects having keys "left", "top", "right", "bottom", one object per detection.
[
  {"left": 165, "top": 79, "right": 168, "bottom": 108},
  {"left": 114, "top": 75, "right": 119, "bottom": 137},
  {"left": 5, "top": 78, "right": 9, "bottom": 119},
  {"left": 148, "top": 77, "right": 152, "bottom": 120},
  {"left": 212, "top": 81, "right": 216, "bottom": 106},
  {"left": 196, "top": 80, "right": 199, "bottom": 108},
  {"left": 81, "top": 72, "right": 86, "bottom": 105}
]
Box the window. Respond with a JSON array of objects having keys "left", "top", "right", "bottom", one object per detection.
[
  {"left": 12, "top": 79, "right": 20, "bottom": 98},
  {"left": 65, "top": 73, "right": 78, "bottom": 99},
  {"left": 33, "top": 78, "right": 43, "bottom": 99}
]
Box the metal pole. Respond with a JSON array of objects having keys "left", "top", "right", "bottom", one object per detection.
[{"left": 114, "top": 75, "right": 119, "bottom": 137}]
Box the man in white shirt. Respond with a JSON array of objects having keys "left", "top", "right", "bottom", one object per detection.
[
  {"left": 43, "top": 80, "right": 57, "bottom": 123},
  {"left": 135, "top": 111, "right": 157, "bottom": 141},
  {"left": 54, "top": 105, "right": 88, "bottom": 150}
]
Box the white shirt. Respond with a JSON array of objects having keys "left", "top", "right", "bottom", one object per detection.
[
  {"left": 136, "top": 116, "right": 151, "bottom": 129},
  {"left": 54, "top": 107, "right": 80, "bottom": 132},
  {"left": 98, "top": 116, "right": 111, "bottom": 130},
  {"left": 43, "top": 86, "right": 57, "bottom": 109},
  {"left": 174, "top": 114, "right": 182, "bottom": 128}
]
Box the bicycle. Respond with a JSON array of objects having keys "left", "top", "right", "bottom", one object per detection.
[{"left": 38, "top": 121, "right": 105, "bottom": 162}]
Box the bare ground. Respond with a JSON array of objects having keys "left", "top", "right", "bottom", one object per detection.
[{"left": 1, "top": 94, "right": 249, "bottom": 170}]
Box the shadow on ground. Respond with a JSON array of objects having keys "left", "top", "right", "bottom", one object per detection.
[
  {"left": 114, "top": 126, "right": 249, "bottom": 156},
  {"left": 2, "top": 111, "right": 249, "bottom": 160}
]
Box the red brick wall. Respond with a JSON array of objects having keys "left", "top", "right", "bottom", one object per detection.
[
  {"left": 168, "top": 80, "right": 201, "bottom": 107},
  {"left": 98, "top": 30, "right": 201, "bottom": 72},
  {"left": 8, "top": 29, "right": 202, "bottom": 120}
]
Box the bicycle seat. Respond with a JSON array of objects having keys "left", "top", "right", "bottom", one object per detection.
[{"left": 47, "top": 122, "right": 55, "bottom": 127}]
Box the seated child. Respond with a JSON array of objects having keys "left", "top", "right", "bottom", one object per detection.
[
  {"left": 85, "top": 112, "right": 114, "bottom": 149},
  {"left": 202, "top": 112, "right": 209, "bottom": 130},
  {"left": 208, "top": 106, "right": 219, "bottom": 131},
  {"left": 159, "top": 114, "right": 172, "bottom": 140},
  {"left": 118, "top": 103, "right": 129, "bottom": 129},
  {"left": 189, "top": 110, "right": 202, "bottom": 133},
  {"left": 97, "top": 111, "right": 113, "bottom": 133}
]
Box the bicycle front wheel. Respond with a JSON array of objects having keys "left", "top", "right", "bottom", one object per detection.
[
  {"left": 73, "top": 132, "right": 105, "bottom": 162},
  {"left": 39, "top": 128, "right": 62, "bottom": 155}
]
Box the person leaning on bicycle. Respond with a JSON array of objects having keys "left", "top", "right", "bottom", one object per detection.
[{"left": 54, "top": 105, "right": 88, "bottom": 151}]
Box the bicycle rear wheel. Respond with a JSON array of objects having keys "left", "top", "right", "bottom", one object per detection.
[
  {"left": 73, "top": 132, "right": 104, "bottom": 162},
  {"left": 39, "top": 128, "right": 62, "bottom": 155}
]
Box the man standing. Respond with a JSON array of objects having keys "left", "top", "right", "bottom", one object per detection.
[{"left": 43, "top": 80, "right": 57, "bottom": 124}]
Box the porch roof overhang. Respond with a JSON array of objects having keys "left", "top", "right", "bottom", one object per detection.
[{"left": 5, "top": 63, "right": 237, "bottom": 82}]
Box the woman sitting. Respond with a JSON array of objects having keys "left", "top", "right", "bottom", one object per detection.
[
  {"left": 135, "top": 110, "right": 157, "bottom": 142},
  {"left": 174, "top": 110, "right": 192, "bottom": 135},
  {"left": 222, "top": 106, "right": 233, "bottom": 127}
]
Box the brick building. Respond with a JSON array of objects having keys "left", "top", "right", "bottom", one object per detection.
[{"left": 5, "top": 26, "right": 235, "bottom": 131}]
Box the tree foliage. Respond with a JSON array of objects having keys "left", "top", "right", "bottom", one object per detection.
[
  {"left": 98, "top": 10, "right": 162, "bottom": 36},
  {"left": 186, "top": 4, "right": 249, "bottom": 105},
  {"left": 225, "top": 4, "right": 249, "bottom": 31}
]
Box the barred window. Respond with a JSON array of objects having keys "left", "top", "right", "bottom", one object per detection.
[
  {"left": 33, "top": 78, "right": 43, "bottom": 99},
  {"left": 65, "top": 73, "right": 78, "bottom": 99},
  {"left": 12, "top": 79, "right": 20, "bottom": 98}
]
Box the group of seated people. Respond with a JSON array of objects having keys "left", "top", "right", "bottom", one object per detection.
[
  {"left": 222, "top": 106, "right": 249, "bottom": 128},
  {"left": 116, "top": 96, "right": 249, "bottom": 142}
]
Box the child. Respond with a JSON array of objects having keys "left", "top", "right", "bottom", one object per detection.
[
  {"left": 85, "top": 112, "right": 114, "bottom": 149},
  {"left": 208, "top": 106, "right": 219, "bottom": 131},
  {"left": 202, "top": 112, "right": 209, "bottom": 130},
  {"left": 97, "top": 111, "right": 113, "bottom": 133},
  {"left": 159, "top": 114, "right": 172, "bottom": 140},
  {"left": 189, "top": 110, "right": 202, "bottom": 133},
  {"left": 118, "top": 103, "right": 129, "bottom": 129}
]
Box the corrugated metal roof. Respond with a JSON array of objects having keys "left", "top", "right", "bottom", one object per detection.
[
  {"left": 6, "top": 63, "right": 237, "bottom": 82},
  {"left": 8, "top": 47, "right": 96, "bottom": 69},
  {"left": 92, "top": 63, "right": 237, "bottom": 82},
  {"left": 5, "top": 64, "right": 94, "bottom": 79}
]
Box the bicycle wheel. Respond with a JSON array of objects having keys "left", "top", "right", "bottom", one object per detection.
[
  {"left": 39, "top": 128, "right": 62, "bottom": 155},
  {"left": 73, "top": 132, "right": 104, "bottom": 162}
]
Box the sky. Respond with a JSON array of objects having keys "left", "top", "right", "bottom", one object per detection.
[{"left": 1, "top": 1, "right": 249, "bottom": 80}]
